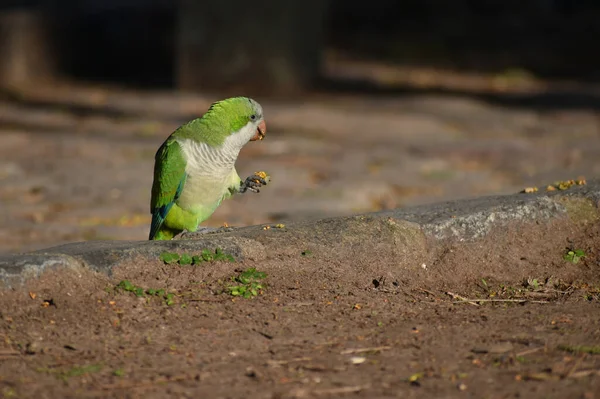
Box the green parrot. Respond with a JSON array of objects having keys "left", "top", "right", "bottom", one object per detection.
[{"left": 149, "top": 97, "right": 268, "bottom": 241}]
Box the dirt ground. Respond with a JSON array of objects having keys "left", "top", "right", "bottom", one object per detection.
[{"left": 1, "top": 218, "right": 599, "bottom": 398}]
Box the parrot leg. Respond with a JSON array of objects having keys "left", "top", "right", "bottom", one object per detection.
[{"left": 239, "top": 175, "right": 268, "bottom": 193}]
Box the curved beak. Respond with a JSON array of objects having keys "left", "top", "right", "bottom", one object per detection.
[{"left": 250, "top": 119, "right": 267, "bottom": 141}]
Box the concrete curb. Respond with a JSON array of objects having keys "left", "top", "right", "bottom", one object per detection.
[{"left": 1, "top": 180, "right": 599, "bottom": 288}]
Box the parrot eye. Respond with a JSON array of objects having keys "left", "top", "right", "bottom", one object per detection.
[{"left": 250, "top": 114, "right": 257, "bottom": 121}]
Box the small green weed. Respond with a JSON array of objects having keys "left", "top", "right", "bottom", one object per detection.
[
  {"left": 527, "top": 278, "right": 540, "bottom": 290},
  {"left": 564, "top": 248, "right": 586, "bottom": 264},
  {"left": 64, "top": 364, "right": 103, "bottom": 378},
  {"left": 227, "top": 268, "right": 267, "bottom": 299},
  {"left": 159, "top": 252, "right": 180, "bottom": 264},
  {"left": 117, "top": 280, "right": 175, "bottom": 306},
  {"left": 301, "top": 250, "right": 313, "bottom": 257},
  {"left": 159, "top": 248, "right": 235, "bottom": 265},
  {"left": 113, "top": 368, "right": 125, "bottom": 377},
  {"left": 38, "top": 364, "right": 103, "bottom": 380}
]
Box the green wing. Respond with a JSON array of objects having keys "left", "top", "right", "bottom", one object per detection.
[{"left": 149, "top": 138, "right": 187, "bottom": 239}]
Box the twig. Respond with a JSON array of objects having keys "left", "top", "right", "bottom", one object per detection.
[
  {"left": 522, "top": 292, "right": 556, "bottom": 298},
  {"left": 516, "top": 347, "right": 544, "bottom": 357},
  {"left": 417, "top": 288, "right": 438, "bottom": 298},
  {"left": 568, "top": 369, "right": 600, "bottom": 379},
  {"left": 187, "top": 297, "right": 228, "bottom": 303},
  {"left": 253, "top": 329, "right": 273, "bottom": 340},
  {"left": 290, "top": 385, "right": 370, "bottom": 397},
  {"left": 565, "top": 354, "right": 587, "bottom": 379},
  {"left": 312, "top": 385, "right": 370, "bottom": 396},
  {"left": 374, "top": 288, "right": 402, "bottom": 294},
  {"left": 267, "top": 357, "right": 312, "bottom": 366},
  {"left": 523, "top": 372, "right": 558, "bottom": 381},
  {"left": 445, "top": 292, "right": 479, "bottom": 306},
  {"left": 340, "top": 346, "right": 391, "bottom": 355},
  {"left": 0, "top": 350, "right": 20, "bottom": 359},
  {"left": 446, "top": 292, "right": 549, "bottom": 304},
  {"left": 454, "top": 298, "right": 549, "bottom": 304}
]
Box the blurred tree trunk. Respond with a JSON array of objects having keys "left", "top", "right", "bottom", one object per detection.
[
  {"left": 0, "top": 8, "right": 56, "bottom": 89},
  {"left": 177, "top": 0, "right": 330, "bottom": 95}
]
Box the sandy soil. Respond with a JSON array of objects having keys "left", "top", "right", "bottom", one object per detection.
[{"left": 1, "top": 218, "right": 599, "bottom": 398}]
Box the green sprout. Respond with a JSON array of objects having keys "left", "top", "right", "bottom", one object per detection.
[
  {"left": 116, "top": 280, "right": 174, "bottom": 306},
  {"left": 564, "top": 248, "right": 585, "bottom": 264},
  {"left": 227, "top": 268, "right": 267, "bottom": 299}
]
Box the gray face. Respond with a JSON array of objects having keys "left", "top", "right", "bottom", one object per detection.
[
  {"left": 246, "top": 98, "right": 266, "bottom": 141},
  {"left": 247, "top": 98, "right": 264, "bottom": 122}
]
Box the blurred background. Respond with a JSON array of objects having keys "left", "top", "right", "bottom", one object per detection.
[{"left": 1, "top": 0, "right": 600, "bottom": 253}]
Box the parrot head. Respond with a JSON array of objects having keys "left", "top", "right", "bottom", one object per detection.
[{"left": 201, "top": 97, "right": 267, "bottom": 146}]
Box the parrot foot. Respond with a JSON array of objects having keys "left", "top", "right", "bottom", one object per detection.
[
  {"left": 240, "top": 173, "right": 269, "bottom": 193},
  {"left": 175, "top": 230, "right": 192, "bottom": 239}
]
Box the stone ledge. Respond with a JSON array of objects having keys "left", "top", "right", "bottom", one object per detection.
[{"left": 1, "top": 180, "right": 598, "bottom": 289}]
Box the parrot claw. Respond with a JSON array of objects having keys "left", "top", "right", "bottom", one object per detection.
[
  {"left": 240, "top": 174, "right": 268, "bottom": 193},
  {"left": 176, "top": 231, "right": 190, "bottom": 239}
]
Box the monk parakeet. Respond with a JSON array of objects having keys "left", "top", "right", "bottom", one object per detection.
[{"left": 149, "top": 97, "right": 268, "bottom": 241}]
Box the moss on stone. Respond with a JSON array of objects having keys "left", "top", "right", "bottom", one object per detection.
[{"left": 559, "top": 197, "right": 600, "bottom": 225}]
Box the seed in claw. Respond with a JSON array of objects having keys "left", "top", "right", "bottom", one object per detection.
[{"left": 253, "top": 171, "right": 271, "bottom": 184}]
